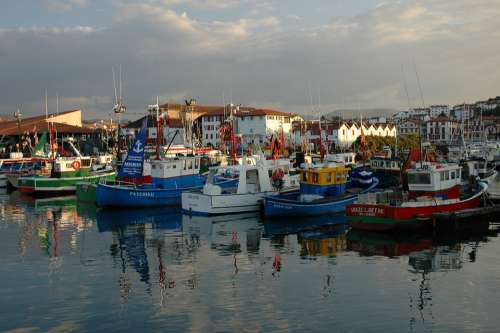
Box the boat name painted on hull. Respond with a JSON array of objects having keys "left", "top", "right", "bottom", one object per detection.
[
  {"left": 348, "top": 206, "right": 386, "bottom": 217},
  {"left": 129, "top": 191, "right": 154, "bottom": 197}
]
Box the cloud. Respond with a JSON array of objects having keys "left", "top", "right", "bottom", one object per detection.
[
  {"left": 1, "top": 0, "right": 500, "bottom": 120},
  {"left": 44, "top": 0, "right": 89, "bottom": 12}
]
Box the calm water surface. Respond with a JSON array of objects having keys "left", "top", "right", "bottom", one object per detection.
[{"left": 1, "top": 188, "right": 500, "bottom": 332}]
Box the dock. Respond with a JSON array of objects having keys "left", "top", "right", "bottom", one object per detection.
[
  {"left": 432, "top": 205, "right": 500, "bottom": 221},
  {"left": 421, "top": 205, "right": 500, "bottom": 232}
]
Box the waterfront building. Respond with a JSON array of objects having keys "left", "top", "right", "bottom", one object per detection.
[
  {"left": 123, "top": 116, "right": 185, "bottom": 146},
  {"left": 429, "top": 105, "right": 450, "bottom": 118},
  {"left": 451, "top": 104, "right": 475, "bottom": 120},
  {"left": 474, "top": 96, "right": 500, "bottom": 111},
  {"left": 237, "top": 109, "right": 301, "bottom": 147},
  {"left": 0, "top": 109, "right": 105, "bottom": 156},
  {"left": 424, "top": 115, "right": 460, "bottom": 144},
  {"left": 397, "top": 119, "right": 422, "bottom": 136},
  {"left": 296, "top": 120, "right": 396, "bottom": 150}
]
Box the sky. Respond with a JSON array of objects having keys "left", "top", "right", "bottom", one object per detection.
[{"left": 1, "top": 0, "right": 499, "bottom": 120}]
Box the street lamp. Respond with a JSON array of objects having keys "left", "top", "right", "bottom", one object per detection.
[{"left": 14, "top": 108, "right": 22, "bottom": 136}]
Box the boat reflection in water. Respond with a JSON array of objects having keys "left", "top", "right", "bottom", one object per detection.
[
  {"left": 346, "top": 230, "right": 433, "bottom": 258},
  {"left": 264, "top": 213, "right": 348, "bottom": 258},
  {"left": 298, "top": 224, "right": 348, "bottom": 257},
  {"left": 263, "top": 213, "right": 346, "bottom": 237},
  {"left": 96, "top": 208, "right": 185, "bottom": 302},
  {"left": 96, "top": 208, "right": 182, "bottom": 232},
  {"left": 182, "top": 213, "right": 262, "bottom": 255}
]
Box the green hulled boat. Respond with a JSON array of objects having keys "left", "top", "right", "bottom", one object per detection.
[
  {"left": 76, "top": 182, "right": 98, "bottom": 203},
  {"left": 18, "top": 156, "right": 116, "bottom": 195}
]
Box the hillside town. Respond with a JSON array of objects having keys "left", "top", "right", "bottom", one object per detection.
[{"left": 1, "top": 96, "right": 499, "bottom": 159}]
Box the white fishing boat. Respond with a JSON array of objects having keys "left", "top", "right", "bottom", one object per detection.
[
  {"left": 460, "top": 157, "right": 497, "bottom": 189},
  {"left": 182, "top": 157, "right": 299, "bottom": 216}
]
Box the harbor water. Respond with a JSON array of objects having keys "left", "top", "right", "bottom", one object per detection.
[{"left": 1, "top": 187, "right": 500, "bottom": 332}]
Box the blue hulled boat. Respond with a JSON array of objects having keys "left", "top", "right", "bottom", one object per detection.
[
  {"left": 96, "top": 158, "right": 236, "bottom": 208},
  {"left": 263, "top": 163, "right": 379, "bottom": 218},
  {"left": 96, "top": 118, "right": 237, "bottom": 208}
]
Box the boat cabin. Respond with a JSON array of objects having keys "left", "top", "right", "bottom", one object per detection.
[
  {"left": 299, "top": 163, "right": 350, "bottom": 197},
  {"left": 150, "top": 156, "right": 201, "bottom": 179},
  {"left": 236, "top": 164, "right": 273, "bottom": 194},
  {"left": 52, "top": 157, "right": 92, "bottom": 177},
  {"left": 325, "top": 152, "right": 356, "bottom": 166},
  {"left": 406, "top": 162, "right": 461, "bottom": 199},
  {"left": 370, "top": 157, "right": 402, "bottom": 172},
  {"left": 461, "top": 158, "right": 495, "bottom": 181}
]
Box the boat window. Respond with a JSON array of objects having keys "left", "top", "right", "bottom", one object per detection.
[
  {"left": 312, "top": 173, "right": 319, "bottom": 183},
  {"left": 184, "top": 161, "right": 187, "bottom": 170},
  {"left": 440, "top": 171, "right": 449, "bottom": 181},
  {"left": 336, "top": 173, "right": 341, "bottom": 181},
  {"left": 451, "top": 171, "right": 455, "bottom": 179},
  {"left": 302, "top": 172, "right": 308, "bottom": 182},
  {"left": 408, "top": 172, "right": 431, "bottom": 184},
  {"left": 195, "top": 159, "right": 199, "bottom": 169},
  {"left": 187, "top": 160, "right": 193, "bottom": 169},
  {"left": 325, "top": 172, "right": 332, "bottom": 182}
]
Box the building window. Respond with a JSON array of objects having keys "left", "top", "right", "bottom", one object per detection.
[
  {"left": 325, "top": 173, "right": 332, "bottom": 182},
  {"left": 312, "top": 173, "right": 319, "bottom": 183}
]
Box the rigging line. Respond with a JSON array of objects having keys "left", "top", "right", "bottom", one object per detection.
[
  {"left": 401, "top": 64, "right": 411, "bottom": 110},
  {"left": 413, "top": 60, "right": 426, "bottom": 108}
]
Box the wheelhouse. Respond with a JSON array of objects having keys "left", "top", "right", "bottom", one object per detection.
[{"left": 406, "top": 162, "right": 461, "bottom": 193}]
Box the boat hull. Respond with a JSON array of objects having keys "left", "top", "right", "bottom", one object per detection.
[
  {"left": 96, "top": 176, "right": 237, "bottom": 208},
  {"left": 18, "top": 172, "right": 116, "bottom": 195},
  {"left": 76, "top": 182, "right": 98, "bottom": 203},
  {"left": 346, "top": 182, "right": 487, "bottom": 231},
  {"left": 263, "top": 178, "right": 379, "bottom": 218},
  {"left": 182, "top": 190, "right": 278, "bottom": 216}
]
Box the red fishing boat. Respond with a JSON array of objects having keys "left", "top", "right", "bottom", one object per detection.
[{"left": 346, "top": 162, "right": 488, "bottom": 231}]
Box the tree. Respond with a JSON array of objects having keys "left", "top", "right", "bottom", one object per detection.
[{"left": 351, "top": 134, "right": 420, "bottom": 156}]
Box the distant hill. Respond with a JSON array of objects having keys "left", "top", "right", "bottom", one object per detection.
[{"left": 325, "top": 108, "right": 398, "bottom": 119}]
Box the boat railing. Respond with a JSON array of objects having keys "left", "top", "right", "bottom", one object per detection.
[
  {"left": 99, "top": 178, "right": 139, "bottom": 188},
  {"left": 356, "top": 191, "right": 407, "bottom": 205}
]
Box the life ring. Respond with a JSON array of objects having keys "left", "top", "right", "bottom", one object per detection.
[{"left": 72, "top": 160, "right": 81, "bottom": 170}]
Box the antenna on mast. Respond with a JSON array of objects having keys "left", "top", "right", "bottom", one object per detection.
[
  {"left": 112, "top": 67, "right": 118, "bottom": 105},
  {"left": 119, "top": 64, "right": 123, "bottom": 102},
  {"left": 45, "top": 89, "right": 48, "bottom": 119}
]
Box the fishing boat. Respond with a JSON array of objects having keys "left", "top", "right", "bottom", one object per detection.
[
  {"left": 95, "top": 118, "right": 237, "bottom": 208},
  {"left": 18, "top": 156, "right": 116, "bottom": 195},
  {"left": 181, "top": 157, "right": 299, "bottom": 216},
  {"left": 346, "top": 162, "right": 488, "bottom": 231},
  {"left": 460, "top": 157, "right": 497, "bottom": 185},
  {"left": 263, "top": 163, "right": 379, "bottom": 218},
  {"left": 368, "top": 154, "right": 402, "bottom": 188},
  {"left": 96, "top": 156, "right": 236, "bottom": 208},
  {"left": 0, "top": 153, "right": 35, "bottom": 172},
  {"left": 5, "top": 158, "right": 52, "bottom": 188}
]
